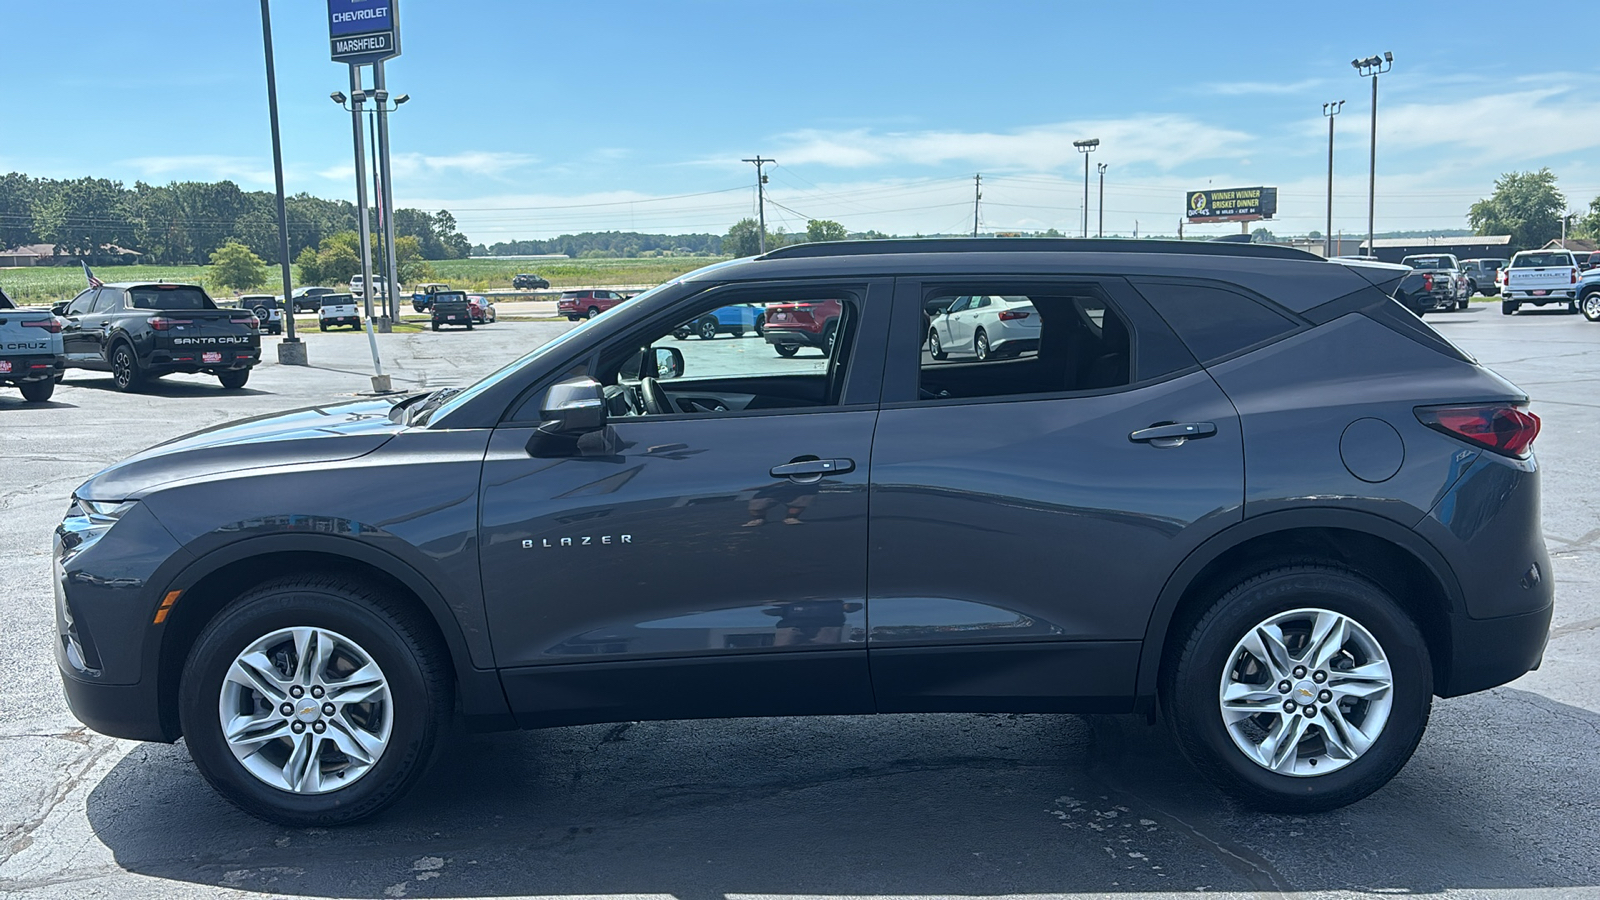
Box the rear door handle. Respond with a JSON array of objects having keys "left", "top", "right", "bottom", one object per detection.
[
  {"left": 1129, "top": 422, "right": 1216, "bottom": 447},
  {"left": 771, "top": 458, "right": 855, "bottom": 480}
]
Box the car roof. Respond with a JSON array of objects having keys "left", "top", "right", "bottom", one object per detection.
[{"left": 687, "top": 239, "right": 1377, "bottom": 314}]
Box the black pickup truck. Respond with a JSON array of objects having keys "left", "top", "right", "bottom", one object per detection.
[
  {"left": 430, "top": 291, "right": 475, "bottom": 330},
  {"left": 54, "top": 282, "right": 262, "bottom": 391}
]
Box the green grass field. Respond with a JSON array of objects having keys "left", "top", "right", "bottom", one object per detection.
[{"left": 0, "top": 256, "right": 728, "bottom": 305}]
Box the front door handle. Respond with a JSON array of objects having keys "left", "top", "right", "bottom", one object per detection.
[
  {"left": 1129, "top": 422, "right": 1216, "bottom": 448},
  {"left": 771, "top": 457, "right": 855, "bottom": 481}
]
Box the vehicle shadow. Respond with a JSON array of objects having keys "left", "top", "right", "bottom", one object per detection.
[
  {"left": 83, "top": 687, "right": 1600, "bottom": 896},
  {"left": 0, "top": 398, "right": 79, "bottom": 410},
  {"left": 62, "top": 376, "right": 271, "bottom": 397}
]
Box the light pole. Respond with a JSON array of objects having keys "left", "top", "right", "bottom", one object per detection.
[
  {"left": 331, "top": 87, "right": 389, "bottom": 392},
  {"left": 742, "top": 156, "right": 774, "bottom": 253},
  {"left": 258, "top": 0, "right": 305, "bottom": 363},
  {"left": 1074, "top": 139, "right": 1099, "bottom": 238},
  {"left": 1096, "top": 163, "right": 1107, "bottom": 238},
  {"left": 1353, "top": 51, "right": 1393, "bottom": 258},
  {"left": 365, "top": 92, "right": 408, "bottom": 324},
  {"left": 1322, "top": 100, "right": 1344, "bottom": 257}
]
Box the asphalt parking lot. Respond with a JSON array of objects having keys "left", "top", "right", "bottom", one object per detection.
[{"left": 1, "top": 307, "right": 1597, "bottom": 899}]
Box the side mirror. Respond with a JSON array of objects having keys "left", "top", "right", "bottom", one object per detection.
[
  {"left": 51, "top": 304, "right": 66, "bottom": 316},
  {"left": 654, "top": 346, "right": 684, "bottom": 380},
  {"left": 539, "top": 376, "right": 606, "bottom": 434}
]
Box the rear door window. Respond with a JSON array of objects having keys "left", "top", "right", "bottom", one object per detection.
[{"left": 127, "top": 286, "right": 212, "bottom": 310}]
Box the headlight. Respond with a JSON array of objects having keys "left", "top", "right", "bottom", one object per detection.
[{"left": 57, "top": 497, "right": 136, "bottom": 563}]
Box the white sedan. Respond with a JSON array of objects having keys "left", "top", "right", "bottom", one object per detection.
[{"left": 927, "top": 295, "right": 1041, "bottom": 361}]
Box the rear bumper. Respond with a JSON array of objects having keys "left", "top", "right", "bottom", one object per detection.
[
  {"left": 765, "top": 328, "right": 828, "bottom": 348},
  {"left": 0, "top": 353, "right": 64, "bottom": 384},
  {"left": 1504, "top": 289, "right": 1574, "bottom": 302},
  {"left": 1439, "top": 604, "right": 1552, "bottom": 697},
  {"left": 321, "top": 316, "right": 360, "bottom": 327},
  {"left": 146, "top": 347, "right": 260, "bottom": 372}
]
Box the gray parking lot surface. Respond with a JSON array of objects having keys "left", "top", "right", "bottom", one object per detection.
[{"left": 1, "top": 308, "right": 1597, "bottom": 899}]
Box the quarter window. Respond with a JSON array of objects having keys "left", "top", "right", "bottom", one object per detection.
[
  {"left": 1134, "top": 281, "right": 1298, "bottom": 364},
  {"left": 918, "top": 290, "right": 1132, "bottom": 401}
]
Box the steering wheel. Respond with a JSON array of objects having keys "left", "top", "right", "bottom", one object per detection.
[{"left": 639, "top": 377, "right": 672, "bottom": 415}]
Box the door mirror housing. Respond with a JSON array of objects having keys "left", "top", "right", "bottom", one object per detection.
[
  {"left": 51, "top": 304, "right": 66, "bottom": 316},
  {"left": 653, "top": 346, "right": 684, "bottom": 380},
  {"left": 539, "top": 376, "right": 607, "bottom": 434}
]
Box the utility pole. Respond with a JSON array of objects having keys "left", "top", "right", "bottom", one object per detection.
[
  {"left": 1323, "top": 100, "right": 1344, "bottom": 258},
  {"left": 1353, "top": 52, "right": 1393, "bottom": 259},
  {"left": 973, "top": 173, "right": 982, "bottom": 237},
  {"left": 1096, "top": 163, "right": 1107, "bottom": 238},
  {"left": 258, "top": 0, "right": 304, "bottom": 364},
  {"left": 1073, "top": 139, "right": 1099, "bottom": 238},
  {"left": 742, "top": 156, "right": 774, "bottom": 253}
]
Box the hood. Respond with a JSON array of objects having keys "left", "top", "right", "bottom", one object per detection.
[{"left": 76, "top": 397, "right": 411, "bottom": 500}]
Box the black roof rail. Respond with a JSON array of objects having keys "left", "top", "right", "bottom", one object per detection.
[{"left": 759, "top": 237, "right": 1322, "bottom": 262}]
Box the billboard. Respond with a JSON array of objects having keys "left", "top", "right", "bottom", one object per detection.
[
  {"left": 1185, "top": 187, "right": 1277, "bottom": 223},
  {"left": 329, "top": 0, "right": 400, "bottom": 65}
]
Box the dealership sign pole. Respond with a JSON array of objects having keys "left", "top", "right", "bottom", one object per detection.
[{"left": 330, "top": 0, "right": 400, "bottom": 390}]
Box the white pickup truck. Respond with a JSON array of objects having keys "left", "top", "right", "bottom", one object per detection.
[{"left": 1501, "top": 249, "right": 1579, "bottom": 315}]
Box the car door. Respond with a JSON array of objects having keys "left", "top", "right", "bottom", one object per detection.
[
  {"left": 479, "top": 278, "right": 892, "bottom": 728},
  {"left": 59, "top": 289, "right": 101, "bottom": 362},
  {"left": 866, "top": 275, "right": 1244, "bottom": 713},
  {"left": 81, "top": 287, "right": 125, "bottom": 360},
  {"left": 933, "top": 295, "right": 969, "bottom": 351}
]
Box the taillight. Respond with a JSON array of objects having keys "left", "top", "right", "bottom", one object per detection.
[
  {"left": 1416, "top": 404, "right": 1541, "bottom": 458},
  {"left": 1572, "top": 268, "right": 1579, "bottom": 284},
  {"left": 230, "top": 315, "right": 260, "bottom": 328},
  {"left": 146, "top": 317, "right": 194, "bottom": 331},
  {"left": 997, "top": 310, "right": 1031, "bottom": 321},
  {"left": 22, "top": 318, "right": 62, "bottom": 334},
  {"left": 1422, "top": 274, "right": 1434, "bottom": 291}
]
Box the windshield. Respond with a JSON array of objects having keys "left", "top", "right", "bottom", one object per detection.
[
  {"left": 128, "top": 286, "right": 214, "bottom": 310},
  {"left": 1512, "top": 252, "right": 1573, "bottom": 267},
  {"left": 427, "top": 279, "right": 689, "bottom": 426}
]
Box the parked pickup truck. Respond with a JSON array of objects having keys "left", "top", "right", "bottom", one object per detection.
[
  {"left": 1399, "top": 254, "right": 1469, "bottom": 312},
  {"left": 1459, "top": 258, "right": 1507, "bottom": 297},
  {"left": 430, "top": 291, "right": 474, "bottom": 330},
  {"left": 54, "top": 282, "right": 262, "bottom": 391},
  {"left": 0, "top": 286, "right": 65, "bottom": 402},
  {"left": 1501, "top": 249, "right": 1580, "bottom": 314}
]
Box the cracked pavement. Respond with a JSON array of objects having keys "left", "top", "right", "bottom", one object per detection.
[{"left": 1, "top": 309, "right": 1596, "bottom": 899}]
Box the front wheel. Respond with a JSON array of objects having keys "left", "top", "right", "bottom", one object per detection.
[
  {"left": 1162, "top": 566, "right": 1431, "bottom": 813},
  {"left": 697, "top": 317, "right": 718, "bottom": 340},
  {"left": 218, "top": 369, "right": 250, "bottom": 390},
  {"left": 19, "top": 379, "right": 54, "bottom": 403},
  {"left": 974, "top": 328, "right": 990, "bottom": 361},
  {"left": 928, "top": 328, "right": 947, "bottom": 360},
  {"left": 1582, "top": 291, "right": 1600, "bottom": 322},
  {"left": 774, "top": 343, "right": 799, "bottom": 358},
  {"left": 587, "top": 306, "right": 601, "bottom": 319},
  {"left": 177, "top": 575, "right": 451, "bottom": 826}
]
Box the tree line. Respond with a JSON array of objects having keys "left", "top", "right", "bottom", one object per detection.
[
  {"left": 0, "top": 172, "right": 471, "bottom": 265},
  {"left": 1470, "top": 169, "right": 1600, "bottom": 252}
]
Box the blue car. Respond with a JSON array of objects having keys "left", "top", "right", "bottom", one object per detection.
[
  {"left": 672, "top": 303, "right": 766, "bottom": 339},
  {"left": 1578, "top": 268, "right": 1600, "bottom": 322}
]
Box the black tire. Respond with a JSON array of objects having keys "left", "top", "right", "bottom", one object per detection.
[
  {"left": 110, "top": 343, "right": 144, "bottom": 393},
  {"left": 178, "top": 574, "right": 451, "bottom": 827},
  {"left": 319, "top": 324, "right": 327, "bottom": 332},
  {"left": 466, "top": 321, "right": 474, "bottom": 330},
  {"left": 697, "top": 317, "right": 718, "bottom": 340},
  {"left": 1501, "top": 300, "right": 1519, "bottom": 315},
  {"left": 1567, "top": 299, "right": 1579, "bottom": 314},
  {"left": 218, "top": 369, "right": 250, "bottom": 390},
  {"left": 1582, "top": 290, "right": 1600, "bottom": 323},
  {"left": 1161, "top": 566, "right": 1432, "bottom": 813},
  {"left": 431, "top": 322, "right": 440, "bottom": 331},
  {"left": 774, "top": 343, "right": 799, "bottom": 358},
  {"left": 672, "top": 327, "right": 691, "bottom": 340},
  {"left": 754, "top": 314, "right": 765, "bottom": 337},
  {"left": 928, "top": 328, "right": 947, "bottom": 360},
  {"left": 19, "top": 379, "right": 54, "bottom": 403},
  {"left": 587, "top": 306, "right": 601, "bottom": 319},
  {"left": 731, "top": 328, "right": 745, "bottom": 338},
  {"left": 974, "top": 328, "right": 990, "bottom": 361}
]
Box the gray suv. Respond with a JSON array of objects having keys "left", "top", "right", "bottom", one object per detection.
[{"left": 52, "top": 239, "right": 1552, "bottom": 825}]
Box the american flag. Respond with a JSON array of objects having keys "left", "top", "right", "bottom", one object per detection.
[{"left": 81, "top": 261, "right": 103, "bottom": 289}]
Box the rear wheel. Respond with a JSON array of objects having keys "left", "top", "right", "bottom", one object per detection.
[
  {"left": 1163, "top": 566, "right": 1430, "bottom": 813},
  {"left": 178, "top": 575, "right": 451, "bottom": 826},
  {"left": 19, "top": 379, "right": 54, "bottom": 403},
  {"left": 110, "top": 343, "right": 144, "bottom": 392},
  {"left": 929, "top": 328, "right": 947, "bottom": 360},
  {"left": 587, "top": 306, "right": 601, "bottom": 319},
  {"left": 430, "top": 322, "right": 439, "bottom": 332},
  {"left": 1501, "top": 300, "right": 1519, "bottom": 315},
  {"left": 974, "top": 328, "right": 990, "bottom": 361},
  {"left": 754, "top": 314, "right": 765, "bottom": 337},
  {"left": 218, "top": 369, "right": 250, "bottom": 390},
  {"left": 697, "top": 317, "right": 718, "bottom": 340},
  {"left": 774, "top": 343, "right": 799, "bottom": 358}
]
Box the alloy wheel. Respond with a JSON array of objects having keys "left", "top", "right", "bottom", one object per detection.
[
  {"left": 1218, "top": 607, "right": 1394, "bottom": 777},
  {"left": 218, "top": 626, "right": 393, "bottom": 794}
]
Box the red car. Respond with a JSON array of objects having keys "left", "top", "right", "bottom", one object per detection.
[
  {"left": 469, "top": 296, "right": 496, "bottom": 324},
  {"left": 557, "top": 289, "right": 628, "bottom": 321},
  {"left": 763, "top": 298, "right": 843, "bottom": 357}
]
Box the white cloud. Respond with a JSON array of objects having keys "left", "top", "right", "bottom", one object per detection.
[
  {"left": 319, "top": 150, "right": 539, "bottom": 182},
  {"left": 1202, "top": 78, "right": 1325, "bottom": 96},
  {"left": 763, "top": 116, "right": 1255, "bottom": 172},
  {"left": 1380, "top": 86, "right": 1600, "bottom": 161},
  {"left": 121, "top": 155, "right": 274, "bottom": 185}
]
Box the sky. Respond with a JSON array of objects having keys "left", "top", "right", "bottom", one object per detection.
[{"left": 4, "top": 0, "right": 1598, "bottom": 245}]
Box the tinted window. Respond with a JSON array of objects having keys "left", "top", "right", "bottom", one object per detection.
[
  {"left": 65, "top": 289, "right": 96, "bottom": 316},
  {"left": 127, "top": 286, "right": 212, "bottom": 311},
  {"left": 1512, "top": 252, "right": 1574, "bottom": 268},
  {"left": 90, "top": 289, "right": 122, "bottom": 312},
  {"left": 1135, "top": 281, "right": 1299, "bottom": 364},
  {"left": 918, "top": 291, "right": 1131, "bottom": 401}
]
